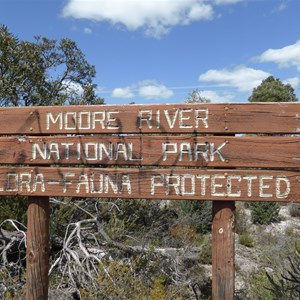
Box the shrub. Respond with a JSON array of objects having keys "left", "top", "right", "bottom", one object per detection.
[
  {"left": 266, "top": 238, "right": 300, "bottom": 299},
  {"left": 199, "top": 236, "right": 212, "bottom": 264},
  {"left": 246, "top": 270, "right": 274, "bottom": 300},
  {"left": 172, "top": 200, "right": 212, "bottom": 234},
  {"left": 170, "top": 225, "right": 200, "bottom": 247},
  {"left": 288, "top": 203, "right": 300, "bottom": 218},
  {"left": 235, "top": 204, "right": 249, "bottom": 235},
  {"left": 239, "top": 233, "right": 255, "bottom": 248},
  {"left": 0, "top": 196, "right": 28, "bottom": 227},
  {"left": 249, "top": 202, "right": 280, "bottom": 225}
]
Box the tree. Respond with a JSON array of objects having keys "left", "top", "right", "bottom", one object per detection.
[
  {"left": 249, "top": 202, "right": 280, "bottom": 225},
  {"left": 248, "top": 76, "right": 298, "bottom": 225},
  {"left": 0, "top": 24, "right": 104, "bottom": 237},
  {"left": 248, "top": 76, "right": 298, "bottom": 103},
  {"left": 0, "top": 24, "right": 104, "bottom": 106},
  {"left": 185, "top": 89, "right": 211, "bottom": 103},
  {"left": 0, "top": 26, "right": 105, "bottom": 296}
]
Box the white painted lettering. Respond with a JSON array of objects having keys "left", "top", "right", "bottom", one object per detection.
[
  {"left": 164, "top": 109, "right": 179, "bottom": 129},
  {"left": 242, "top": 176, "right": 258, "bottom": 197},
  {"left": 227, "top": 175, "right": 241, "bottom": 197},
  {"left": 46, "top": 112, "right": 62, "bottom": 130},
  {"left": 162, "top": 143, "right": 177, "bottom": 161},
  {"left": 179, "top": 109, "right": 193, "bottom": 128},
  {"left": 195, "top": 109, "right": 209, "bottom": 129},
  {"left": 211, "top": 175, "right": 226, "bottom": 197},
  {"left": 276, "top": 176, "right": 291, "bottom": 198},
  {"left": 138, "top": 110, "right": 152, "bottom": 129},
  {"left": 77, "top": 174, "right": 89, "bottom": 193},
  {"left": 63, "top": 173, "right": 75, "bottom": 193},
  {"left": 259, "top": 176, "right": 273, "bottom": 198},
  {"left": 20, "top": 173, "right": 31, "bottom": 192},
  {"left": 181, "top": 174, "right": 195, "bottom": 195}
]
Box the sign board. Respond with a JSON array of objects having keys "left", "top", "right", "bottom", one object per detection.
[
  {"left": 0, "top": 102, "right": 299, "bottom": 134},
  {"left": 0, "top": 135, "right": 299, "bottom": 169},
  {"left": 0, "top": 102, "right": 299, "bottom": 202},
  {"left": 0, "top": 167, "right": 299, "bottom": 202},
  {"left": 2, "top": 102, "right": 298, "bottom": 300}
]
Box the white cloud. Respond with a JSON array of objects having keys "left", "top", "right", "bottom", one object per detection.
[
  {"left": 111, "top": 81, "right": 173, "bottom": 99},
  {"left": 258, "top": 40, "right": 300, "bottom": 71},
  {"left": 214, "top": 0, "right": 242, "bottom": 5},
  {"left": 139, "top": 82, "right": 174, "bottom": 99},
  {"left": 272, "top": 2, "right": 287, "bottom": 13},
  {"left": 84, "top": 27, "right": 92, "bottom": 34},
  {"left": 283, "top": 77, "right": 300, "bottom": 89},
  {"left": 62, "top": 0, "right": 215, "bottom": 38},
  {"left": 200, "top": 90, "right": 234, "bottom": 103},
  {"left": 112, "top": 87, "right": 134, "bottom": 98},
  {"left": 62, "top": 80, "right": 84, "bottom": 94},
  {"left": 199, "top": 66, "right": 270, "bottom": 92}
]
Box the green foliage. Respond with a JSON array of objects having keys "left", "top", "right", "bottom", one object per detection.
[
  {"left": 239, "top": 233, "right": 255, "bottom": 248},
  {"left": 185, "top": 89, "right": 211, "bottom": 103},
  {"left": 249, "top": 202, "right": 280, "bottom": 225},
  {"left": 198, "top": 236, "right": 212, "bottom": 264},
  {"left": 79, "top": 254, "right": 184, "bottom": 300},
  {"left": 49, "top": 197, "right": 78, "bottom": 238},
  {"left": 0, "top": 196, "right": 28, "bottom": 226},
  {"left": 169, "top": 225, "right": 201, "bottom": 247},
  {"left": 101, "top": 199, "right": 177, "bottom": 246},
  {"left": 235, "top": 203, "right": 249, "bottom": 235},
  {"left": 172, "top": 200, "right": 212, "bottom": 234},
  {"left": 248, "top": 76, "right": 298, "bottom": 103},
  {"left": 266, "top": 240, "right": 300, "bottom": 299},
  {"left": 0, "top": 267, "right": 25, "bottom": 299},
  {"left": 0, "top": 24, "right": 104, "bottom": 106},
  {"left": 288, "top": 203, "right": 300, "bottom": 218},
  {"left": 245, "top": 270, "right": 274, "bottom": 300}
]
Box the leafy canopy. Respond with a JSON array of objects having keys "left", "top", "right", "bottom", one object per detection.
[
  {"left": 0, "top": 25, "right": 104, "bottom": 106},
  {"left": 248, "top": 76, "right": 298, "bottom": 103},
  {"left": 185, "top": 89, "right": 211, "bottom": 104}
]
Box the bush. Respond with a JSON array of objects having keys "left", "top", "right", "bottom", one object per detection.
[
  {"left": 0, "top": 196, "right": 28, "bottom": 227},
  {"left": 266, "top": 238, "right": 300, "bottom": 299},
  {"left": 239, "top": 233, "right": 255, "bottom": 248},
  {"left": 245, "top": 270, "right": 274, "bottom": 300},
  {"left": 288, "top": 203, "right": 300, "bottom": 218},
  {"left": 79, "top": 254, "right": 186, "bottom": 300},
  {"left": 172, "top": 200, "right": 212, "bottom": 234},
  {"left": 249, "top": 202, "right": 280, "bottom": 225},
  {"left": 235, "top": 204, "right": 249, "bottom": 235},
  {"left": 198, "top": 236, "right": 212, "bottom": 264}
]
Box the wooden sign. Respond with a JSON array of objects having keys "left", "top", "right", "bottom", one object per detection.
[
  {"left": 0, "top": 102, "right": 299, "bottom": 134},
  {"left": 0, "top": 167, "right": 299, "bottom": 202},
  {"left": 1, "top": 102, "right": 298, "bottom": 300},
  {"left": 0, "top": 135, "right": 299, "bottom": 169}
]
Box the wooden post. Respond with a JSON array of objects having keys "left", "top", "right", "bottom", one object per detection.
[
  {"left": 212, "top": 201, "right": 235, "bottom": 300},
  {"left": 26, "top": 196, "right": 50, "bottom": 300}
]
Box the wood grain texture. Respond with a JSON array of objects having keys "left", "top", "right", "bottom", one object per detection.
[
  {"left": 26, "top": 197, "right": 49, "bottom": 300},
  {"left": 0, "top": 135, "right": 299, "bottom": 169},
  {"left": 0, "top": 102, "right": 298, "bottom": 134},
  {"left": 212, "top": 201, "right": 235, "bottom": 300},
  {"left": 0, "top": 167, "right": 298, "bottom": 201}
]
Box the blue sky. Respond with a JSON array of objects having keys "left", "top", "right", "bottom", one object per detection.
[{"left": 1, "top": 0, "right": 300, "bottom": 104}]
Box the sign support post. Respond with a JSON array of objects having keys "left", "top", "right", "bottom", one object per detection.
[
  {"left": 212, "top": 201, "right": 235, "bottom": 300},
  {"left": 26, "top": 196, "right": 50, "bottom": 300}
]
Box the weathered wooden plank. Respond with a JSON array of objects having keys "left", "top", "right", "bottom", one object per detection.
[
  {"left": 212, "top": 201, "right": 235, "bottom": 300},
  {"left": 26, "top": 196, "right": 49, "bottom": 300},
  {"left": 0, "top": 135, "right": 299, "bottom": 169},
  {"left": 0, "top": 167, "right": 299, "bottom": 202},
  {"left": 0, "top": 102, "right": 299, "bottom": 134}
]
